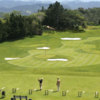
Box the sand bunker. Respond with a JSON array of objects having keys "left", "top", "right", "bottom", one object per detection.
[
  {"left": 37, "top": 47, "right": 50, "bottom": 49},
  {"left": 5, "top": 58, "right": 20, "bottom": 60},
  {"left": 61, "top": 38, "right": 81, "bottom": 40},
  {"left": 48, "top": 59, "right": 68, "bottom": 61}
]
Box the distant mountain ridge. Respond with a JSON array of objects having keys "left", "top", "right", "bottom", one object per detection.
[
  {"left": 63, "top": 1, "right": 100, "bottom": 9},
  {"left": 0, "top": 0, "right": 100, "bottom": 15},
  {"left": 0, "top": 0, "right": 52, "bottom": 8},
  {"left": 0, "top": 0, "right": 51, "bottom": 15},
  {"left": 0, "top": 4, "right": 49, "bottom": 15}
]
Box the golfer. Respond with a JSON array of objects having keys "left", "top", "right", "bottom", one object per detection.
[
  {"left": 38, "top": 78, "right": 43, "bottom": 90},
  {"left": 56, "top": 78, "right": 60, "bottom": 91}
]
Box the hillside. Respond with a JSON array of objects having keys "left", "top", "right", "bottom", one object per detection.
[
  {"left": 0, "top": 1, "right": 100, "bottom": 15},
  {"left": 0, "top": 26, "right": 100, "bottom": 100},
  {"left": 0, "top": 26, "right": 100, "bottom": 75},
  {"left": 0, "top": 4, "right": 49, "bottom": 15},
  {"left": 63, "top": 1, "right": 100, "bottom": 9}
]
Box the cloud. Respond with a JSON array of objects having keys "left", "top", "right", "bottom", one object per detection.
[
  {"left": 1, "top": 0, "right": 100, "bottom": 2},
  {"left": 23, "top": 0, "right": 100, "bottom": 1}
]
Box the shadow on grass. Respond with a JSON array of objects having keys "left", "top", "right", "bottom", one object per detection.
[
  {"left": 35, "top": 89, "right": 41, "bottom": 92},
  {"left": 53, "top": 90, "right": 58, "bottom": 93},
  {"left": 0, "top": 97, "right": 5, "bottom": 99}
]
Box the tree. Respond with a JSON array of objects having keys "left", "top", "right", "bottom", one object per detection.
[
  {"left": 7, "top": 13, "right": 25, "bottom": 39},
  {"left": 0, "top": 19, "right": 8, "bottom": 41},
  {"left": 78, "top": 8, "right": 100, "bottom": 25},
  {"left": 43, "top": 1, "right": 86, "bottom": 30},
  {"left": 0, "top": 12, "right": 43, "bottom": 42},
  {"left": 63, "top": 10, "right": 86, "bottom": 30},
  {"left": 43, "top": 1, "right": 65, "bottom": 30}
]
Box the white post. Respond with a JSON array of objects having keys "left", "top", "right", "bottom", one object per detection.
[{"left": 45, "top": 49, "right": 46, "bottom": 56}]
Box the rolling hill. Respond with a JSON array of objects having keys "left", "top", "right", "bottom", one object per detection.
[
  {"left": 0, "top": 26, "right": 100, "bottom": 100},
  {"left": 0, "top": 0, "right": 100, "bottom": 15}
]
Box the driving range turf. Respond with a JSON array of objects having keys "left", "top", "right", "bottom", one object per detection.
[{"left": 0, "top": 26, "right": 100, "bottom": 100}]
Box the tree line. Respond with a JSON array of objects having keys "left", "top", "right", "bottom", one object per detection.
[
  {"left": 0, "top": 1, "right": 100, "bottom": 42},
  {"left": 42, "top": 2, "right": 86, "bottom": 30},
  {"left": 77, "top": 8, "right": 100, "bottom": 25},
  {"left": 42, "top": 1, "right": 100, "bottom": 30},
  {"left": 0, "top": 11, "right": 42, "bottom": 42}
]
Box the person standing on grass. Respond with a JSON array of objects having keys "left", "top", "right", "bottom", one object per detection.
[
  {"left": 56, "top": 78, "right": 60, "bottom": 92},
  {"left": 38, "top": 78, "right": 43, "bottom": 90}
]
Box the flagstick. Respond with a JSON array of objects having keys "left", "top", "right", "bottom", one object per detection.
[{"left": 45, "top": 49, "right": 46, "bottom": 56}]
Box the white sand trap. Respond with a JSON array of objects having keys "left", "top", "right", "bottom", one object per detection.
[
  {"left": 5, "top": 58, "right": 20, "bottom": 60},
  {"left": 61, "top": 38, "right": 81, "bottom": 40},
  {"left": 37, "top": 47, "right": 50, "bottom": 50},
  {"left": 48, "top": 59, "right": 68, "bottom": 61}
]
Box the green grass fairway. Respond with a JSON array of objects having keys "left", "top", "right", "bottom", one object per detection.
[{"left": 0, "top": 26, "right": 100, "bottom": 100}]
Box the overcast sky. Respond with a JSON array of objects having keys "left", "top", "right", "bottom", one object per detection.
[
  {"left": 2, "top": 0, "right": 99, "bottom": 2},
  {"left": 0, "top": 0, "right": 100, "bottom": 2},
  {"left": 18, "top": 0, "right": 100, "bottom": 2}
]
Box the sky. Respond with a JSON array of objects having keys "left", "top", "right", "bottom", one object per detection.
[
  {"left": 16, "top": 0, "right": 100, "bottom": 2},
  {"left": 0, "top": 0, "right": 100, "bottom": 2},
  {"left": 0, "top": 0, "right": 99, "bottom": 2}
]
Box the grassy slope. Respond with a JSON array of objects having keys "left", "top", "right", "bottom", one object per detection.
[{"left": 0, "top": 26, "right": 100, "bottom": 100}]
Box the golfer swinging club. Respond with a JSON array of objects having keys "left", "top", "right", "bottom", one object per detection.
[{"left": 38, "top": 78, "right": 43, "bottom": 90}]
